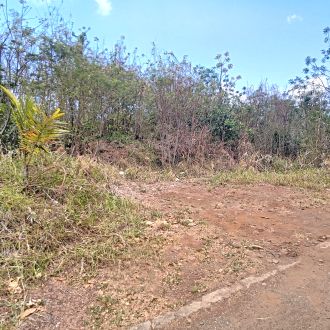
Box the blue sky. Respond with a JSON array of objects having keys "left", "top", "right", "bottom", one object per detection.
[{"left": 8, "top": 0, "right": 330, "bottom": 90}]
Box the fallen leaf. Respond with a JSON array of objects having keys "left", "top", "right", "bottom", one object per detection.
[
  {"left": 20, "top": 307, "right": 45, "bottom": 320},
  {"left": 248, "top": 244, "right": 264, "bottom": 250},
  {"left": 20, "top": 308, "right": 37, "bottom": 320}
]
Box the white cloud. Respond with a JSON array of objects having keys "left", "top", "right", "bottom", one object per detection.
[
  {"left": 289, "top": 76, "right": 328, "bottom": 99},
  {"left": 287, "top": 14, "right": 303, "bottom": 24},
  {"left": 308, "top": 76, "right": 328, "bottom": 91},
  {"left": 94, "top": 0, "right": 112, "bottom": 16}
]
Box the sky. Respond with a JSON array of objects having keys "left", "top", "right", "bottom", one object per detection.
[{"left": 8, "top": 0, "right": 330, "bottom": 90}]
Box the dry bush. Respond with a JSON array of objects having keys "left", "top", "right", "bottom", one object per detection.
[
  {"left": 207, "top": 142, "right": 236, "bottom": 171},
  {"left": 157, "top": 125, "right": 211, "bottom": 165}
]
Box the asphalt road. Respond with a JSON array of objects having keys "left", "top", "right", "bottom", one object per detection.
[{"left": 165, "top": 243, "right": 330, "bottom": 330}]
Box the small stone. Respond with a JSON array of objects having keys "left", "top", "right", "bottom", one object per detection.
[
  {"left": 318, "top": 235, "right": 327, "bottom": 242},
  {"left": 281, "top": 249, "right": 288, "bottom": 255}
]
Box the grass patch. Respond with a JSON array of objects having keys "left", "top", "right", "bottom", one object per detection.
[
  {"left": 0, "top": 153, "right": 149, "bottom": 328},
  {"left": 211, "top": 167, "right": 330, "bottom": 190}
]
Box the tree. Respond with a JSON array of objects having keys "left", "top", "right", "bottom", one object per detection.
[{"left": 289, "top": 27, "right": 330, "bottom": 164}]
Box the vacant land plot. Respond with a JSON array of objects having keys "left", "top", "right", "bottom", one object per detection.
[{"left": 13, "top": 174, "right": 329, "bottom": 329}]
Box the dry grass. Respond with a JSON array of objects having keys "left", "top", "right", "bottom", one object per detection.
[
  {"left": 0, "top": 153, "right": 152, "bottom": 328},
  {"left": 211, "top": 167, "right": 330, "bottom": 190},
  {"left": 1, "top": 150, "right": 329, "bottom": 328}
]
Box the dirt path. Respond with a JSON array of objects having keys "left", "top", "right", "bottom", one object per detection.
[
  {"left": 165, "top": 241, "right": 330, "bottom": 330},
  {"left": 122, "top": 181, "right": 330, "bottom": 329},
  {"left": 21, "top": 180, "right": 330, "bottom": 329}
]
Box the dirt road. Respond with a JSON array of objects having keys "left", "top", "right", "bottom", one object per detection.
[
  {"left": 165, "top": 241, "right": 330, "bottom": 330},
  {"left": 21, "top": 181, "right": 330, "bottom": 329},
  {"left": 126, "top": 181, "right": 330, "bottom": 330}
]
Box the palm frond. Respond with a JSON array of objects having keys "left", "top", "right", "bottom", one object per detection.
[
  {"left": 0, "top": 85, "right": 68, "bottom": 156},
  {"left": 0, "top": 85, "right": 20, "bottom": 109}
]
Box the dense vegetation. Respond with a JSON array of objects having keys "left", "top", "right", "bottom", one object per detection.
[
  {"left": 0, "top": 2, "right": 329, "bottom": 168},
  {"left": 0, "top": 2, "right": 329, "bottom": 328}
]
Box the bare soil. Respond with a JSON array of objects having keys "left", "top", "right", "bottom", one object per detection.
[
  {"left": 166, "top": 241, "right": 330, "bottom": 330},
  {"left": 20, "top": 180, "right": 330, "bottom": 329}
]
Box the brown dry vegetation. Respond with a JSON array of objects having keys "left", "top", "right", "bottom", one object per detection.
[
  {"left": 1, "top": 148, "right": 329, "bottom": 329},
  {"left": 0, "top": 4, "right": 330, "bottom": 328}
]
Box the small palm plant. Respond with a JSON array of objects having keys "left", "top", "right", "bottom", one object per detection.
[{"left": 0, "top": 85, "right": 67, "bottom": 182}]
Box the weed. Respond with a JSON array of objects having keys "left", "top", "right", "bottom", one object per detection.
[
  {"left": 0, "top": 153, "right": 149, "bottom": 327},
  {"left": 150, "top": 210, "right": 162, "bottom": 219},
  {"left": 190, "top": 282, "right": 207, "bottom": 294},
  {"left": 164, "top": 271, "right": 182, "bottom": 287},
  {"left": 211, "top": 167, "right": 330, "bottom": 190}
]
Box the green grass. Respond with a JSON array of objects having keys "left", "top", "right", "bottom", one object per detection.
[
  {"left": 0, "top": 153, "right": 149, "bottom": 328},
  {"left": 211, "top": 167, "right": 330, "bottom": 190},
  {"left": 1, "top": 151, "right": 328, "bottom": 328}
]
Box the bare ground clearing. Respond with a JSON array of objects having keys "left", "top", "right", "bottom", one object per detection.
[{"left": 20, "top": 180, "right": 330, "bottom": 329}]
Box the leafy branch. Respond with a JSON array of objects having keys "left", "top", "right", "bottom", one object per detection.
[{"left": 0, "top": 85, "right": 68, "bottom": 181}]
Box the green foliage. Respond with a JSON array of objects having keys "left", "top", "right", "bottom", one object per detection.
[
  {"left": 0, "top": 2, "right": 329, "bottom": 164},
  {"left": 204, "top": 106, "right": 241, "bottom": 143},
  {"left": 0, "top": 153, "right": 148, "bottom": 325},
  {"left": 0, "top": 116, "right": 18, "bottom": 152},
  {"left": 0, "top": 153, "right": 155, "bottom": 328},
  {"left": 0, "top": 85, "right": 67, "bottom": 179},
  {"left": 107, "top": 130, "right": 134, "bottom": 144}
]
